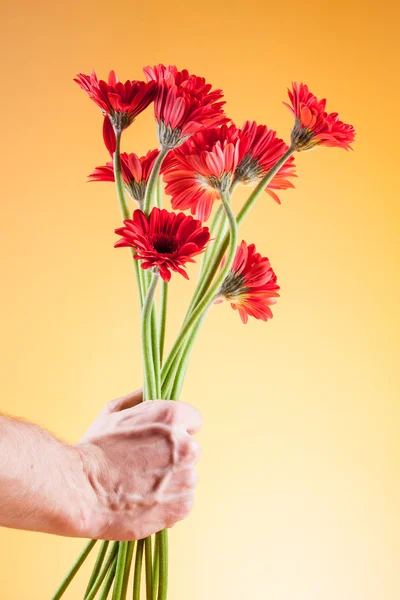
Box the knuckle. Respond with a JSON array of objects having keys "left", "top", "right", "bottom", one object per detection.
[
  {"left": 178, "top": 437, "right": 195, "bottom": 460},
  {"left": 163, "top": 402, "right": 179, "bottom": 425},
  {"left": 178, "top": 495, "right": 194, "bottom": 519},
  {"left": 178, "top": 437, "right": 200, "bottom": 463},
  {"left": 104, "top": 397, "right": 120, "bottom": 413},
  {"left": 184, "top": 467, "right": 198, "bottom": 488}
]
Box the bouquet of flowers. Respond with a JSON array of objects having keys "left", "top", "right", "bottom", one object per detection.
[{"left": 51, "top": 64, "right": 355, "bottom": 600}]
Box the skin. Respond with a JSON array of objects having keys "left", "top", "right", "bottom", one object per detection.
[{"left": 0, "top": 390, "right": 202, "bottom": 540}]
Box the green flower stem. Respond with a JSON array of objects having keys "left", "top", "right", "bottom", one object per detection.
[
  {"left": 112, "top": 542, "right": 129, "bottom": 600},
  {"left": 155, "top": 177, "right": 163, "bottom": 209},
  {"left": 188, "top": 209, "right": 227, "bottom": 318},
  {"left": 133, "top": 260, "right": 144, "bottom": 308},
  {"left": 120, "top": 541, "right": 135, "bottom": 600},
  {"left": 85, "top": 542, "right": 119, "bottom": 600},
  {"left": 198, "top": 178, "right": 239, "bottom": 281},
  {"left": 142, "top": 271, "right": 161, "bottom": 400},
  {"left": 161, "top": 191, "right": 237, "bottom": 388},
  {"left": 143, "top": 148, "right": 169, "bottom": 215},
  {"left": 133, "top": 540, "right": 144, "bottom": 600},
  {"left": 170, "top": 347, "right": 188, "bottom": 401},
  {"left": 145, "top": 536, "right": 154, "bottom": 600},
  {"left": 184, "top": 147, "right": 295, "bottom": 320},
  {"left": 235, "top": 146, "right": 295, "bottom": 224},
  {"left": 113, "top": 129, "right": 145, "bottom": 307},
  {"left": 141, "top": 268, "right": 160, "bottom": 385},
  {"left": 114, "top": 131, "right": 130, "bottom": 221},
  {"left": 198, "top": 204, "right": 224, "bottom": 278},
  {"left": 161, "top": 362, "right": 175, "bottom": 400},
  {"left": 159, "top": 280, "right": 168, "bottom": 364},
  {"left": 151, "top": 304, "right": 161, "bottom": 396},
  {"left": 169, "top": 310, "right": 209, "bottom": 400},
  {"left": 152, "top": 534, "right": 160, "bottom": 600},
  {"left": 84, "top": 541, "right": 109, "bottom": 597},
  {"left": 98, "top": 556, "right": 118, "bottom": 600},
  {"left": 157, "top": 530, "right": 168, "bottom": 600},
  {"left": 50, "top": 539, "right": 97, "bottom": 600}
]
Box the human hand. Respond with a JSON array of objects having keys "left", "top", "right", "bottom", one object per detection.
[{"left": 76, "top": 390, "right": 203, "bottom": 541}]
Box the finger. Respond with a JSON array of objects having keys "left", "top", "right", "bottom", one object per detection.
[
  {"left": 151, "top": 400, "right": 203, "bottom": 435},
  {"left": 178, "top": 436, "right": 202, "bottom": 464},
  {"left": 164, "top": 492, "right": 195, "bottom": 528},
  {"left": 169, "top": 467, "right": 199, "bottom": 494},
  {"left": 174, "top": 402, "right": 203, "bottom": 435},
  {"left": 106, "top": 389, "right": 143, "bottom": 413}
]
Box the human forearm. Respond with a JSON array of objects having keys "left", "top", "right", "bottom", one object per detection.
[
  {"left": 0, "top": 393, "right": 202, "bottom": 540},
  {"left": 0, "top": 415, "right": 94, "bottom": 537}
]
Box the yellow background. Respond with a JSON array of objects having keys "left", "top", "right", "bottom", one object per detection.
[{"left": 0, "top": 0, "right": 399, "bottom": 598}]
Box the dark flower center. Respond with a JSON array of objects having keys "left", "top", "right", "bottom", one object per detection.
[{"left": 150, "top": 233, "right": 179, "bottom": 255}]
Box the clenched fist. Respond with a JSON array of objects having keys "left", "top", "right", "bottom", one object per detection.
[
  {"left": 0, "top": 390, "right": 202, "bottom": 540},
  {"left": 77, "top": 390, "right": 203, "bottom": 540}
]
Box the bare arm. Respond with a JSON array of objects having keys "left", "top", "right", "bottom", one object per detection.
[{"left": 0, "top": 390, "right": 202, "bottom": 540}]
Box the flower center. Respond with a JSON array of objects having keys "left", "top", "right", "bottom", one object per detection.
[{"left": 150, "top": 233, "right": 178, "bottom": 255}]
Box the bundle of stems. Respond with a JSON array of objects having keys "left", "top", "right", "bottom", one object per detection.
[{"left": 50, "top": 132, "right": 294, "bottom": 600}]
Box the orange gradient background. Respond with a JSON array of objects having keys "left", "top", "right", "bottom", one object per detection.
[{"left": 0, "top": 0, "right": 399, "bottom": 598}]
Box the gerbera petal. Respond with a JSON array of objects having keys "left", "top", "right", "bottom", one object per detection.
[{"left": 114, "top": 207, "right": 209, "bottom": 281}]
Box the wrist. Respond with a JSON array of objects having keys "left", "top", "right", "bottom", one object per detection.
[
  {"left": 70, "top": 442, "right": 114, "bottom": 540},
  {"left": 53, "top": 443, "right": 101, "bottom": 539}
]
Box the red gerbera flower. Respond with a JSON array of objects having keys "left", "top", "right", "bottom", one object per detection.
[
  {"left": 74, "top": 70, "right": 156, "bottom": 133},
  {"left": 284, "top": 82, "right": 355, "bottom": 151},
  {"left": 143, "top": 64, "right": 227, "bottom": 149},
  {"left": 88, "top": 150, "right": 162, "bottom": 206},
  {"left": 114, "top": 208, "right": 210, "bottom": 282},
  {"left": 163, "top": 125, "right": 248, "bottom": 221},
  {"left": 219, "top": 241, "right": 280, "bottom": 324},
  {"left": 234, "top": 121, "right": 297, "bottom": 204}
]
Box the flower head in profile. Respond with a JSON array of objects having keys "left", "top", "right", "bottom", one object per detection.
[
  {"left": 74, "top": 70, "right": 156, "bottom": 133},
  {"left": 89, "top": 150, "right": 163, "bottom": 206},
  {"left": 163, "top": 125, "right": 248, "bottom": 221},
  {"left": 234, "top": 121, "right": 297, "bottom": 204},
  {"left": 114, "top": 208, "right": 210, "bottom": 282},
  {"left": 219, "top": 241, "right": 280, "bottom": 324},
  {"left": 143, "top": 64, "right": 227, "bottom": 149},
  {"left": 284, "top": 82, "right": 355, "bottom": 151}
]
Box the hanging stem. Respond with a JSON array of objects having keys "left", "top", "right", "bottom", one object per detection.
[
  {"left": 84, "top": 541, "right": 109, "bottom": 597},
  {"left": 120, "top": 541, "right": 135, "bottom": 600},
  {"left": 85, "top": 542, "right": 119, "bottom": 600},
  {"left": 97, "top": 555, "right": 118, "bottom": 600},
  {"left": 152, "top": 534, "right": 160, "bottom": 600},
  {"left": 144, "top": 536, "right": 154, "bottom": 600},
  {"left": 112, "top": 541, "right": 129, "bottom": 600},
  {"left": 143, "top": 147, "right": 169, "bottom": 215},
  {"left": 161, "top": 191, "right": 237, "bottom": 389},
  {"left": 133, "top": 540, "right": 144, "bottom": 600},
  {"left": 142, "top": 270, "right": 161, "bottom": 400},
  {"left": 50, "top": 539, "right": 97, "bottom": 600},
  {"left": 157, "top": 530, "right": 168, "bottom": 600}
]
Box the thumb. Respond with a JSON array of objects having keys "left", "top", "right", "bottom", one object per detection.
[{"left": 105, "top": 389, "right": 143, "bottom": 413}]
